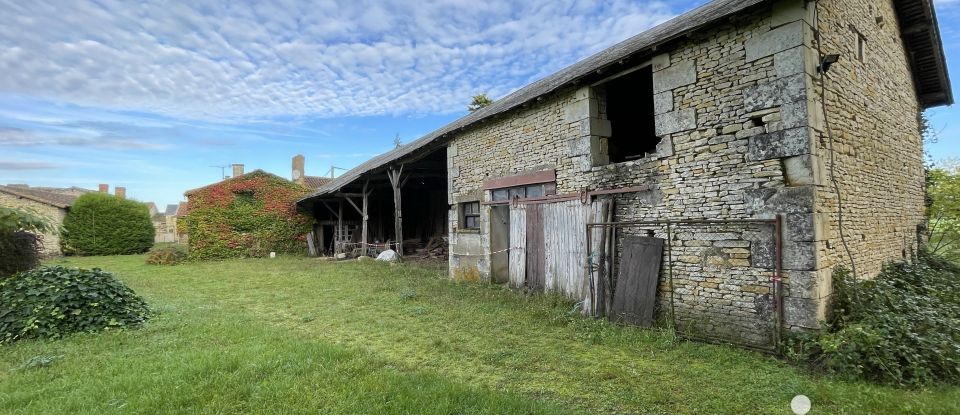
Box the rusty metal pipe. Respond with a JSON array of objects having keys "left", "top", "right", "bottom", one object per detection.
[{"left": 774, "top": 214, "right": 784, "bottom": 354}]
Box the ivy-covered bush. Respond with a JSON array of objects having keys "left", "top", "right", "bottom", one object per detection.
[
  {"left": 0, "top": 266, "right": 151, "bottom": 343},
  {"left": 61, "top": 193, "right": 155, "bottom": 256},
  {"left": 0, "top": 206, "right": 53, "bottom": 277},
  {"left": 146, "top": 244, "right": 188, "bottom": 265},
  {"left": 182, "top": 171, "right": 312, "bottom": 260},
  {"left": 787, "top": 252, "right": 960, "bottom": 387}
]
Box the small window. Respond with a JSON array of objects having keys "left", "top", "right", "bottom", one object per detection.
[
  {"left": 604, "top": 65, "right": 660, "bottom": 163},
  {"left": 525, "top": 185, "right": 544, "bottom": 198},
  {"left": 856, "top": 34, "right": 866, "bottom": 62},
  {"left": 461, "top": 202, "right": 480, "bottom": 229},
  {"left": 490, "top": 183, "right": 552, "bottom": 202},
  {"left": 851, "top": 26, "right": 867, "bottom": 62}
]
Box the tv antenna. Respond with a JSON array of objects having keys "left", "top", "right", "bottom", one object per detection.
[
  {"left": 210, "top": 165, "right": 229, "bottom": 179},
  {"left": 327, "top": 166, "right": 347, "bottom": 178}
]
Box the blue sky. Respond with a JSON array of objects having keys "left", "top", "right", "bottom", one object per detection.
[{"left": 0, "top": 0, "right": 957, "bottom": 208}]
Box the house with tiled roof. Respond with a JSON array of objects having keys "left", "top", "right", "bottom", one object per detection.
[{"left": 0, "top": 184, "right": 98, "bottom": 255}]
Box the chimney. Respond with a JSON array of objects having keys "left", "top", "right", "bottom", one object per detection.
[
  {"left": 232, "top": 164, "right": 244, "bottom": 177},
  {"left": 115, "top": 187, "right": 126, "bottom": 199},
  {"left": 99, "top": 184, "right": 109, "bottom": 193},
  {"left": 292, "top": 154, "right": 305, "bottom": 183}
]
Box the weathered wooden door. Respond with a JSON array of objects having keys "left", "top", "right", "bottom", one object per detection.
[
  {"left": 610, "top": 235, "right": 664, "bottom": 327},
  {"left": 508, "top": 205, "right": 527, "bottom": 288},
  {"left": 489, "top": 205, "right": 510, "bottom": 284},
  {"left": 525, "top": 204, "right": 545, "bottom": 291},
  {"left": 541, "top": 200, "right": 591, "bottom": 299}
]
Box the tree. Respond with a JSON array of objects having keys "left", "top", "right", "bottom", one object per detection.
[
  {"left": 61, "top": 193, "right": 155, "bottom": 256},
  {"left": 468, "top": 93, "right": 493, "bottom": 112},
  {"left": 927, "top": 164, "right": 960, "bottom": 262},
  {"left": 0, "top": 206, "right": 53, "bottom": 276}
]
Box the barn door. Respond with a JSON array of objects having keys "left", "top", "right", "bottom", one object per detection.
[
  {"left": 489, "top": 205, "right": 510, "bottom": 283},
  {"left": 610, "top": 235, "right": 664, "bottom": 327},
  {"left": 525, "top": 204, "right": 545, "bottom": 291},
  {"left": 508, "top": 205, "right": 527, "bottom": 288}
]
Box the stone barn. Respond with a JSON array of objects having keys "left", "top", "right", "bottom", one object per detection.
[{"left": 299, "top": 0, "right": 951, "bottom": 348}]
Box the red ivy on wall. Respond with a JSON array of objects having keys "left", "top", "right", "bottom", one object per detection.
[{"left": 181, "top": 171, "right": 313, "bottom": 260}]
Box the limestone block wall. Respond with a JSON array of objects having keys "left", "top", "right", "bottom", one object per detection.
[
  {"left": 810, "top": 0, "right": 926, "bottom": 278},
  {"left": 0, "top": 193, "right": 66, "bottom": 256},
  {"left": 446, "top": 0, "right": 916, "bottom": 334},
  {"left": 448, "top": 3, "right": 823, "bottom": 334}
]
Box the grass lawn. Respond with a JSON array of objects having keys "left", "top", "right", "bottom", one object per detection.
[{"left": 1, "top": 256, "right": 958, "bottom": 414}]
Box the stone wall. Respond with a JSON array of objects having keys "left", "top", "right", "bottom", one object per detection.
[
  {"left": 810, "top": 0, "right": 926, "bottom": 279},
  {"left": 0, "top": 193, "right": 66, "bottom": 256},
  {"left": 446, "top": 0, "right": 927, "bottom": 338}
]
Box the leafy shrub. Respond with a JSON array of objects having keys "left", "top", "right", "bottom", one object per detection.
[
  {"left": 61, "top": 193, "right": 155, "bottom": 256},
  {"left": 787, "top": 252, "right": 960, "bottom": 387},
  {"left": 0, "top": 231, "right": 43, "bottom": 277},
  {"left": 0, "top": 206, "right": 53, "bottom": 277},
  {"left": 0, "top": 266, "right": 151, "bottom": 343},
  {"left": 146, "top": 245, "right": 188, "bottom": 265},
  {"left": 0, "top": 205, "right": 55, "bottom": 234},
  {"left": 182, "top": 171, "right": 312, "bottom": 260}
]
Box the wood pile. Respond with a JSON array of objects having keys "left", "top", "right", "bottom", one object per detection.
[{"left": 408, "top": 236, "right": 448, "bottom": 258}]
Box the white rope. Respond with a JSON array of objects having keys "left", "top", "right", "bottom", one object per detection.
[{"left": 449, "top": 246, "right": 525, "bottom": 257}]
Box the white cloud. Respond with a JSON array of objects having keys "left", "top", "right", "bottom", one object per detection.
[
  {"left": 0, "top": 127, "right": 171, "bottom": 150},
  {"left": 0, "top": 160, "right": 62, "bottom": 170},
  {"left": 0, "top": 0, "right": 675, "bottom": 121}
]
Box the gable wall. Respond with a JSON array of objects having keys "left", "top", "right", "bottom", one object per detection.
[{"left": 810, "top": 0, "right": 927, "bottom": 281}]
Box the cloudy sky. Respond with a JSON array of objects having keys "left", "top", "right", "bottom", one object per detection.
[{"left": 0, "top": 0, "right": 958, "bottom": 207}]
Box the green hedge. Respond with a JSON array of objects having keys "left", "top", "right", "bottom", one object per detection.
[
  {"left": 0, "top": 266, "right": 151, "bottom": 343},
  {"left": 61, "top": 193, "right": 154, "bottom": 256}
]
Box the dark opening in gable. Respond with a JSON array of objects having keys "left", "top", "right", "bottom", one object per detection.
[{"left": 605, "top": 66, "right": 660, "bottom": 163}]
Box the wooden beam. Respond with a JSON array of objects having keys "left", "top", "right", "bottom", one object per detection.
[
  {"left": 345, "top": 197, "right": 363, "bottom": 216},
  {"left": 387, "top": 164, "right": 404, "bottom": 257},
  {"left": 483, "top": 169, "right": 556, "bottom": 190},
  {"left": 320, "top": 200, "right": 339, "bottom": 219},
  {"left": 337, "top": 200, "right": 343, "bottom": 255}
]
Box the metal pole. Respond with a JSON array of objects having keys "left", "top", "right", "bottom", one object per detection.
[
  {"left": 586, "top": 221, "right": 595, "bottom": 317},
  {"left": 667, "top": 222, "right": 676, "bottom": 329},
  {"left": 774, "top": 214, "right": 784, "bottom": 353}
]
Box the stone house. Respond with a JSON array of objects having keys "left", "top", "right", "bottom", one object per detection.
[
  {"left": 152, "top": 203, "right": 183, "bottom": 243},
  {"left": 183, "top": 160, "right": 318, "bottom": 257},
  {"left": 298, "top": 0, "right": 950, "bottom": 347},
  {"left": 0, "top": 184, "right": 96, "bottom": 255}
]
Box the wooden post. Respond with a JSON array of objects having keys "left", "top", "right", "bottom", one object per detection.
[
  {"left": 337, "top": 200, "right": 343, "bottom": 255},
  {"left": 361, "top": 180, "right": 369, "bottom": 256},
  {"left": 320, "top": 200, "right": 340, "bottom": 255},
  {"left": 387, "top": 165, "right": 404, "bottom": 257}
]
